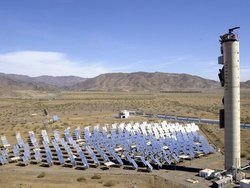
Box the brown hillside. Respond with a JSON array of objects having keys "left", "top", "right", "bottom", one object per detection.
[
  {"left": 241, "top": 80, "right": 250, "bottom": 88},
  {"left": 0, "top": 75, "right": 35, "bottom": 90},
  {"left": 0, "top": 73, "right": 87, "bottom": 90},
  {"left": 73, "top": 72, "right": 220, "bottom": 91}
]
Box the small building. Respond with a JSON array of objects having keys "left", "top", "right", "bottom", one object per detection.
[
  {"left": 119, "top": 110, "right": 130, "bottom": 119},
  {"left": 240, "top": 179, "right": 250, "bottom": 188},
  {"left": 199, "top": 169, "right": 215, "bottom": 179}
]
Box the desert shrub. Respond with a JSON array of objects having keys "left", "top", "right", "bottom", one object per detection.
[
  {"left": 246, "top": 116, "right": 250, "bottom": 123},
  {"left": 91, "top": 174, "right": 101, "bottom": 179},
  {"left": 37, "top": 172, "right": 45, "bottom": 178},
  {"left": 76, "top": 176, "right": 86, "bottom": 182},
  {"left": 104, "top": 180, "right": 115, "bottom": 187},
  {"left": 62, "top": 122, "right": 69, "bottom": 127},
  {"left": 241, "top": 153, "right": 246, "bottom": 158},
  {"left": 53, "top": 125, "right": 59, "bottom": 129}
]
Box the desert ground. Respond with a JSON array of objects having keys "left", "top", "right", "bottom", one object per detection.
[{"left": 0, "top": 89, "right": 250, "bottom": 187}]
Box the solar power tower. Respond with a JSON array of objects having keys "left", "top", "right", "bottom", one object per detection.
[{"left": 218, "top": 27, "right": 241, "bottom": 175}]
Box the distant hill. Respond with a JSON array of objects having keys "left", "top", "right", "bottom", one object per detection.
[
  {"left": 31, "top": 75, "right": 87, "bottom": 87},
  {"left": 1, "top": 72, "right": 249, "bottom": 92},
  {"left": 0, "top": 73, "right": 58, "bottom": 91},
  {"left": 241, "top": 80, "right": 250, "bottom": 88},
  {"left": 0, "top": 74, "right": 35, "bottom": 90},
  {"left": 0, "top": 73, "right": 87, "bottom": 90},
  {"left": 72, "top": 72, "right": 220, "bottom": 91}
]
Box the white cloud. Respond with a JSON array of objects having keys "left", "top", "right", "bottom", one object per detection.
[{"left": 0, "top": 51, "right": 110, "bottom": 78}]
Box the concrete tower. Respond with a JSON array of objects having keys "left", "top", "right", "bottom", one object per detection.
[{"left": 219, "top": 27, "right": 241, "bottom": 172}]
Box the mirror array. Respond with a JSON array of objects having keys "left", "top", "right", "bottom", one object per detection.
[{"left": 0, "top": 121, "right": 215, "bottom": 172}]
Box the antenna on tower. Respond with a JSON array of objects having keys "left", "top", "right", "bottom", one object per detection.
[{"left": 228, "top": 26, "right": 240, "bottom": 33}]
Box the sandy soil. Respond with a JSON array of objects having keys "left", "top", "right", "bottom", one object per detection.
[
  {"left": 0, "top": 163, "right": 183, "bottom": 188},
  {"left": 0, "top": 152, "right": 229, "bottom": 188},
  {"left": 0, "top": 90, "right": 250, "bottom": 187}
]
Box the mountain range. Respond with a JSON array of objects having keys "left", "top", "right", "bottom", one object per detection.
[
  {"left": 0, "top": 72, "right": 86, "bottom": 91},
  {"left": 0, "top": 72, "right": 249, "bottom": 92}
]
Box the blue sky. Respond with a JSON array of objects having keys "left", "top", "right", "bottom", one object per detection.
[{"left": 0, "top": 0, "right": 249, "bottom": 81}]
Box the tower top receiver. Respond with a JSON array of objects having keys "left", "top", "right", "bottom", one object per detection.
[{"left": 220, "top": 27, "right": 240, "bottom": 43}]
